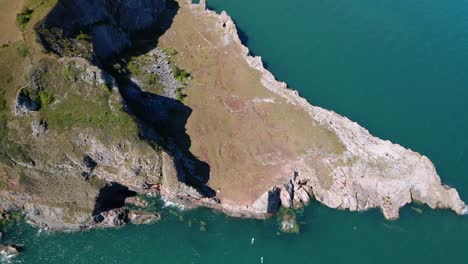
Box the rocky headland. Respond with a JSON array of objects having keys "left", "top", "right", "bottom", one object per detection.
[{"left": 0, "top": 0, "right": 466, "bottom": 246}]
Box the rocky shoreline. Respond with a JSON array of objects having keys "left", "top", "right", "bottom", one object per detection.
[{"left": 158, "top": 0, "right": 468, "bottom": 220}]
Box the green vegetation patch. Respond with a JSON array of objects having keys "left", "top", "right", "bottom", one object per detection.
[
  {"left": 175, "top": 87, "right": 187, "bottom": 102},
  {"left": 36, "top": 26, "right": 93, "bottom": 59},
  {"left": 16, "top": 41, "right": 30, "bottom": 57},
  {"left": 172, "top": 65, "right": 190, "bottom": 83},
  {"left": 276, "top": 207, "right": 304, "bottom": 234},
  {"left": 17, "top": 7, "right": 34, "bottom": 30},
  {"left": 0, "top": 211, "right": 21, "bottom": 233},
  {"left": 34, "top": 59, "right": 138, "bottom": 141},
  {"left": 39, "top": 90, "right": 54, "bottom": 106}
]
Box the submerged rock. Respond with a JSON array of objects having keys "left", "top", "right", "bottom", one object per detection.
[{"left": 277, "top": 210, "right": 300, "bottom": 234}]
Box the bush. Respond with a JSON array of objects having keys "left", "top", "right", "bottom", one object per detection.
[
  {"left": 17, "top": 8, "right": 33, "bottom": 29},
  {"left": 16, "top": 42, "right": 29, "bottom": 57},
  {"left": 175, "top": 88, "right": 187, "bottom": 102},
  {"left": 101, "top": 83, "right": 112, "bottom": 93},
  {"left": 76, "top": 31, "right": 91, "bottom": 42},
  {"left": 163, "top": 48, "right": 178, "bottom": 56},
  {"left": 39, "top": 90, "right": 54, "bottom": 106},
  {"left": 146, "top": 74, "right": 159, "bottom": 86},
  {"left": 63, "top": 66, "right": 74, "bottom": 81},
  {"left": 127, "top": 61, "right": 141, "bottom": 76},
  {"left": 172, "top": 65, "right": 190, "bottom": 82}
]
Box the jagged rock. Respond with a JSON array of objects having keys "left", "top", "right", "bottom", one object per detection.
[
  {"left": 279, "top": 177, "right": 314, "bottom": 208},
  {"left": 31, "top": 120, "right": 48, "bottom": 137},
  {"left": 0, "top": 244, "right": 21, "bottom": 259},
  {"left": 280, "top": 185, "right": 292, "bottom": 208},
  {"left": 24, "top": 204, "right": 93, "bottom": 231},
  {"left": 93, "top": 208, "right": 128, "bottom": 227},
  {"left": 128, "top": 211, "right": 160, "bottom": 225},
  {"left": 133, "top": 48, "right": 184, "bottom": 98},
  {"left": 14, "top": 89, "right": 39, "bottom": 116},
  {"left": 82, "top": 155, "right": 97, "bottom": 171},
  {"left": 294, "top": 187, "right": 312, "bottom": 206},
  {"left": 125, "top": 197, "right": 148, "bottom": 208},
  {"left": 251, "top": 187, "right": 280, "bottom": 214}
]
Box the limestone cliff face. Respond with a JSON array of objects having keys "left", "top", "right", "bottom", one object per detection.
[{"left": 2, "top": 57, "right": 163, "bottom": 230}]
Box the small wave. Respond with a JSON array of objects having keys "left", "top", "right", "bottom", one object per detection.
[{"left": 161, "top": 198, "right": 187, "bottom": 210}]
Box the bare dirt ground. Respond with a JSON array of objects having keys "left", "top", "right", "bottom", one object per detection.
[
  {"left": 158, "top": 1, "right": 344, "bottom": 207},
  {"left": 0, "top": 0, "right": 24, "bottom": 45}
]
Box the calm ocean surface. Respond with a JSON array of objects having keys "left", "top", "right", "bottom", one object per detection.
[{"left": 3, "top": 0, "right": 468, "bottom": 263}]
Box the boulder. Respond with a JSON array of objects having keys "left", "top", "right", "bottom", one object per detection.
[
  {"left": 93, "top": 208, "right": 128, "bottom": 227},
  {"left": 294, "top": 187, "right": 312, "bottom": 206},
  {"left": 0, "top": 244, "right": 21, "bottom": 259},
  {"left": 128, "top": 211, "right": 160, "bottom": 225},
  {"left": 279, "top": 186, "right": 292, "bottom": 208},
  {"left": 252, "top": 187, "right": 280, "bottom": 213},
  {"left": 125, "top": 197, "right": 148, "bottom": 208},
  {"left": 31, "top": 120, "right": 48, "bottom": 137}
]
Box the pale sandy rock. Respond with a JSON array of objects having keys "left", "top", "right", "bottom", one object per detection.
[
  {"left": 251, "top": 187, "right": 280, "bottom": 213},
  {"left": 125, "top": 197, "right": 148, "bottom": 208},
  {"left": 128, "top": 211, "right": 160, "bottom": 224},
  {"left": 24, "top": 203, "right": 93, "bottom": 231},
  {"left": 0, "top": 244, "right": 21, "bottom": 259}
]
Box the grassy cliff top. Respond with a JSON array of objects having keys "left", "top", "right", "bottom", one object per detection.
[{"left": 158, "top": 1, "right": 345, "bottom": 205}]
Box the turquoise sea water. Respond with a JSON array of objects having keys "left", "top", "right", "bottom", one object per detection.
[{"left": 4, "top": 0, "right": 468, "bottom": 263}]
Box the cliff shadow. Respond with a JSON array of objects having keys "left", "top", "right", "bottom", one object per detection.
[
  {"left": 118, "top": 79, "right": 215, "bottom": 198},
  {"left": 108, "top": 1, "right": 215, "bottom": 198},
  {"left": 34, "top": 0, "right": 215, "bottom": 198},
  {"left": 93, "top": 182, "right": 136, "bottom": 215}
]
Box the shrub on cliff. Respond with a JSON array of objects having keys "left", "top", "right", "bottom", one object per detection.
[
  {"left": 16, "top": 42, "right": 29, "bottom": 57},
  {"left": 172, "top": 65, "right": 190, "bottom": 82},
  {"left": 39, "top": 90, "right": 54, "bottom": 106},
  {"left": 17, "top": 8, "right": 33, "bottom": 30}
]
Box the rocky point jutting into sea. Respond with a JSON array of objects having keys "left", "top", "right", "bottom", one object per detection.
[{"left": 0, "top": 0, "right": 466, "bottom": 246}]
